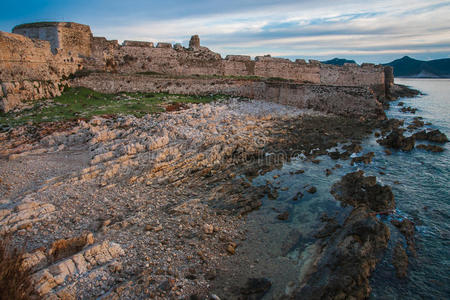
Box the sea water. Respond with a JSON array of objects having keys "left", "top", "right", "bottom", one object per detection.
[
  {"left": 369, "top": 78, "right": 450, "bottom": 299},
  {"left": 247, "top": 79, "right": 449, "bottom": 299}
]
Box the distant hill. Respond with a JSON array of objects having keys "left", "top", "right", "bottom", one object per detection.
[
  {"left": 321, "top": 58, "right": 357, "bottom": 66},
  {"left": 385, "top": 56, "right": 450, "bottom": 78}
]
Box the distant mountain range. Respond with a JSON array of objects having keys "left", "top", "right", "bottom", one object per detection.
[
  {"left": 384, "top": 56, "right": 450, "bottom": 78},
  {"left": 321, "top": 58, "right": 356, "bottom": 66},
  {"left": 322, "top": 56, "right": 450, "bottom": 78}
]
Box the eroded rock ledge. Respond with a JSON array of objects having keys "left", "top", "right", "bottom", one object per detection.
[{"left": 291, "top": 171, "right": 394, "bottom": 299}]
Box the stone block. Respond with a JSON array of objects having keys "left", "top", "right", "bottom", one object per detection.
[{"left": 156, "top": 42, "right": 172, "bottom": 48}]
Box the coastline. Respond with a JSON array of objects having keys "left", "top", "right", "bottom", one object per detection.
[{"left": 0, "top": 82, "right": 434, "bottom": 299}]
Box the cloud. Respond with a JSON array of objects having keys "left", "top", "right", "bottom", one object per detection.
[{"left": 2, "top": 0, "right": 449, "bottom": 63}]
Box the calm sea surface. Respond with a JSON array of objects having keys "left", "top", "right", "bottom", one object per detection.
[
  {"left": 369, "top": 78, "right": 450, "bottom": 299},
  {"left": 247, "top": 78, "right": 449, "bottom": 299}
]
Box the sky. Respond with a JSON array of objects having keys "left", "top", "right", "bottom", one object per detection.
[{"left": 1, "top": 0, "right": 450, "bottom": 64}]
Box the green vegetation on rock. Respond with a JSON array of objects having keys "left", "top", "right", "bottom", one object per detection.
[{"left": 0, "top": 87, "right": 223, "bottom": 128}]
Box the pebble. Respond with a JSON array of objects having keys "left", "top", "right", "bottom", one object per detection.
[
  {"left": 226, "top": 243, "right": 236, "bottom": 255},
  {"left": 203, "top": 224, "right": 214, "bottom": 234}
]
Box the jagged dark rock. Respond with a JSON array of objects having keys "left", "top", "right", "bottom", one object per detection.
[
  {"left": 392, "top": 242, "right": 408, "bottom": 278},
  {"left": 377, "top": 129, "right": 415, "bottom": 151},
  {"left": 330, "top": 170, "right": 395, "bottom": 212},
  {"left": 351, "top": 152, "right": 374, "bottom": 165},
  {"left": 407, "top": 117, "right": 424, "bottom": 130},
  {"left": 293, "top": 207, "right": 390, "bottom": 299},
  {"left": 416, "top": 144, "right": 444, "bottom": 152},
  {"left": 400, "top": 106, "right": 417, "bottom": 114},
  {"left": 277, "top": 211, "right": 289, "bottom": 221},
  {"left": 307, "top": 186, "right": 317, "bottom": 194},
  {"left": 425, "top": 129, "right": 448, "bottom": 143},
  {"left": 389, "top": 84, "right": 421, "bottom": 100},
  {"left": 342, "top": 142, "right": 362, "bottom": 153},
  {"left": 413, "top": 129, "right": 448, "bottom": 144},
  {"left": 391, "top": 219, "right": 415, "bottom": 244}
]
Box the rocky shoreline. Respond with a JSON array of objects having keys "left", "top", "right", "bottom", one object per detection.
[{"left": 1, "top": 83, "right": 445, "bottom": 299}]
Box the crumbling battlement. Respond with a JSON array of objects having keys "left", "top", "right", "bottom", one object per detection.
[{"left": 1, "top": 21, "right": 394, "bottom": 114}]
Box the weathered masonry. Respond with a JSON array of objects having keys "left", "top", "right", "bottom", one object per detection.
[{"left": 1, "top": 21, "right": 394, "bottom": 118}]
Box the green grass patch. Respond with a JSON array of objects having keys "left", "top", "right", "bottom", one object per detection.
[
  {"left": 136, "top": 71, "right": 164, "bottom": 76},
  {"left": 0, "top": 87, "right": 224, "bottom": 128}
]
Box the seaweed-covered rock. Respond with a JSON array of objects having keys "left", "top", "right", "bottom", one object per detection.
[
  {"left": 293, "top": 207, "right": 390, "bottom": 299},
  {"left": 351, "top": 152, "right": 374, "bottom": 165},
  {"left": 407, "top": 117, "right": 424, "bottom": 130},
  {"left": 391, "top": 219, "right": 415, "bottom": 244},
  {"left": 331, "top": 170, "right": 395, "bottom": 212},
  {"left": 427, "top": 129, "right": 448, "bottom": 143},
  {"left": 413, "top": 129, "right": 448, "bottom": 143},
  {"left": 377, "top": 129, "right": 415, "bottom": 151},
  {"left": 389, "top": 84, "right": 420, "bottom": 99},
  {"left": 400, "top": 106, "right": 417, "bottom": 114},
  {"left": 416, "top": 144, "right": 444, "bottom": 152},
  {"left": 392, "top": 242, "right": 408, "bottom": 278}
]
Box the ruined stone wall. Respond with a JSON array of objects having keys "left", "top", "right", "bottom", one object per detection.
[
  {"left": 72, "top": 73, "right": 384, "bottom": 119},
  {"left": 87, "top": 38, "right": 224, "bottom": 76},
  {"left": 254, "top": 57, "right": 321, "bottom": 83},
  {"left": 87, "top": 37, "right": 120, "bottom": 72},
  {"left": 223, "top": 55, "right": 254, "bottom": 76},
  {"left": 56, "top": 22, "right": 92, "bottom": 57},
  {"left": 86, "top": 37, "right": 386, "bottom": 96},
  {"left": 320, "top": 63, "right": 387, "bottom": 96},
  {"left": 0, "top": 31, "right": 78, "bottom": 111}
]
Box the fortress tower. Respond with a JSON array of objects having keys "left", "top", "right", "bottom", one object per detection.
[{"left": 12, "top": 22, "right": 93, "bottom": 57}]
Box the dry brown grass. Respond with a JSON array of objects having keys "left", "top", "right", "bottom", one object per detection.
[{"left": 0, "top": 237, "right": 34, "bottom": 300}]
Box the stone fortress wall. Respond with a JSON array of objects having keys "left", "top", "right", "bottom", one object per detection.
[
  {"left": 86, "top": 34, "right": 388, "bottom": 97},
  {"left": 1, "top": 21, "right": 394, "bottom": 117}
]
